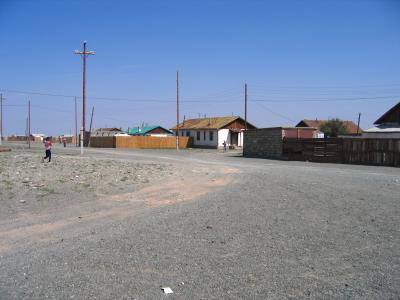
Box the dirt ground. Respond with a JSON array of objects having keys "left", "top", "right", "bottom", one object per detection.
[{"left": 0, "top": 142, "right": 399, "bottom": 299}]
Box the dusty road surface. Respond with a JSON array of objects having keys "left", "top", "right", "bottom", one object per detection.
[{"left": 1, "top": 142, "right": 399, "bottom": 299}]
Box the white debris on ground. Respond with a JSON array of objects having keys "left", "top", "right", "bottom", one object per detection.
[{"left": 161, "top": 287, "right": 173, "bottom": 294}]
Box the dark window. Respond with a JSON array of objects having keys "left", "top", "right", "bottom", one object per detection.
[
  {"left": 186, "top": 131, "right": 190, "bottom": 137},
  {"left": 181, "top": 131, "right": 184, "bottom": 136},
  {"left": 209, "top": 131, "right": 214, "bottom": 141},
  {"left": 196, "top": 131, "right": 200, "bottom": 141},
  {"left": 203, "top": 131, "right": 206, "bottom": 140}
]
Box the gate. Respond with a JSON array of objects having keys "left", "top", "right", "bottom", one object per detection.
[{"left": 283, "top": 138, "right": 343, "bottom": 163}]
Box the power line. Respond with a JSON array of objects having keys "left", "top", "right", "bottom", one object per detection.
[
  {"left": 251, "top": 96, "right": 398, "bottom": 102},
  {"left": 253, "top": 102, "right": 296, "bottom": 123},
  {"left": 250, "top": 83, "right": 400, "bottom": 89},
  {"left": 0, "top": 88, "right": 398, "bottom": 104}
]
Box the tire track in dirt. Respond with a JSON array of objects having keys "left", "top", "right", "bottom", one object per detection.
[{"left": 0, "top": 166, "right": 240, "bottom": 254}]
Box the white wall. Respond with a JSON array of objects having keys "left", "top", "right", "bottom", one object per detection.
[
  {"left": 218, "top": 129, "right": 245, "bottom": 148},
  {"left": 218, "top": 129, "right": 230, "bottom": 148},
  {"left": 148, "top": 133, "right": 171, "bottom": 137},
  {"left": 180, "top": 129, "right": 218, "bottom": 147},
  {"left": 238, "top": 131, "right": 243, "bottom": 147}
]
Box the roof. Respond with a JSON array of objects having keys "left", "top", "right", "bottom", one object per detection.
[
  {"left": 296, "top": 119, "right": 361, "bottom": 134},
  {"left": 364, "top": 124, "right": 400, "bottom": 133},
  {"left": 171, "top": 116, "right": 256, "bottom": 130},
  {"left": 94, "top": 128, "right": 122, "bottom": 132},
  {"left": 374, "top": 102, "right": 400, "bottom": 125},
  {"left": 128, "top": 126, "right": 172, "bottom": 135}
]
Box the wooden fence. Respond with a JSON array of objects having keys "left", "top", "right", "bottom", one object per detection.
[
  {"left": 90, "top": 136, "right": 192, "bottom": 149},
  {"left": 283, "top": 138, "right": 343, "bottom": 163},
  {"left": 283, "top": 138, "right": 400, "bottom": 167},
  {"left": 342, "top": 138, "right": 400, "bottom": 167},
  {"left": 90, "top": 136, "right": 115, "bottom": 148}
]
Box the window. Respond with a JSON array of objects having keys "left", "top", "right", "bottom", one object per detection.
[
  {"left": 196, "top": 131, "right": 200, "bottom": 141},
  {"left": 209, "top": 131, "right": 214, "bottom": 141},
  {"left": 181, "top": 131, "right": 184, "bottom": 136},
  {"left": 203, "top": 131, "right": 206, "bottom": 140},
  {"left": 186, "top": 131, "right": 190, "bottom": 137}
]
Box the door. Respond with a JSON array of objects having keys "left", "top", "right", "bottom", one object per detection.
[{"left": 230, "top": 131, "right": 238, "bottom": 145}]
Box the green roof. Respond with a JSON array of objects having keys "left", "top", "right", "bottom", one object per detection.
[{"left": 127, "top": 126, "right": 172, "bottom": 135}]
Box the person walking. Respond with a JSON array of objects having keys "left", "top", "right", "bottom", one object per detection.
[
  {"left": 42, "top": 137, "right": 53, "bottom": 163},
  {"left": 223, "top": 140, "right": 227, "bottom": 152},
  {"left": 63, "top": 136, "right": 67, "bottom": 147}
]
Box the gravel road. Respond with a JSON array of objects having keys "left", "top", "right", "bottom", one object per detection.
[{"left": 1, "top": 142, "right": 399, "bottom": 299}]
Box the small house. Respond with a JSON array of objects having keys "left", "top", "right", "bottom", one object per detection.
[
  {"left": 93, "top": 128, "right": 124, "bottom": 137},
  {"left": 363, "top": 102, "right": 400, "bottom": 138},
  {"left": 296, "top": 119, "right": 361, "bottom": 137},
  {"left": 171, "top": 116, "right": 256, "bottom": 149},
  {"left": 128, "top": 126, "right": 173, "bottom": 137}
]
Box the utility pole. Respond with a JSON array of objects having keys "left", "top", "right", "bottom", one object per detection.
[
  {"left": 0, "top": 94, "right": 5, "bottom": 145},
  {"left": 74, "top": 97, "right": 78, "bottom": 146},
  {"left": 74, "top": 41, "right": 95, "bottom": 147},
  {"left": 356, "top": 112, "right": 361, "bottom": 135},
  {"left": 244, "top": 83, "right": 248, "bottom": 130},
  {"left": 176, "top": 71, "right": 180, "bottom": 151},
  {"left": 28, "top": 100, "right": 31, "bottom": 149}
]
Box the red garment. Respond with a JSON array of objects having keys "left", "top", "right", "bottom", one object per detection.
[{"left": 45, "top": 140, "right": 52, "bottom": 150}]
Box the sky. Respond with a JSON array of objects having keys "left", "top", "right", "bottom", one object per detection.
[{"left": 0, "top": 0, "right": 400, "bottom": 136}]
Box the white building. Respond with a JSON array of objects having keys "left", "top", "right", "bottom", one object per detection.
[{"left": 171, "top": 116, "right": 256, "bottom": 149}]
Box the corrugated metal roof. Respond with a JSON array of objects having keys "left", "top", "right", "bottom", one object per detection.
[
  {"left": 171, "top": 116, "right": 253, "bottom": 130},
  {"left": 365, "top": 124, "right": 400, "bottom": 133},
  {"left": 128, "top": 126, "right": 172, "bottom": 135}
]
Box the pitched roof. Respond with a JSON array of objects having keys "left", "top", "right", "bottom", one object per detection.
[
  {"left": 128, "top": 126, "right": 172, "bottom": 135},
  {"left": 171, "top": 116, "right": 255, "bottom": 130},
  {"left": 94, "top": 128, "right": 122, "bottom": 132},
  {"left": 296, "top": 119, "right": 361, "bottom": 134},
  {"left": 374, "top": 102, "right": 400, "bottom": 125}
]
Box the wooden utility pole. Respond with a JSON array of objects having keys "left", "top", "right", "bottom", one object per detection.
[
  {"left": 356, "top": 112, "right": 361, "bottom": 135},
  {"left": 74, "top": 97, "right": 78, "bottom": 146},
  {"left": 176, "top": 71, "right": 180, "bottom": 151},
  {"left": 244, "top": 83, "right": 248, "bottom": 130},
  {"left": 0, "top": 94, "right": 4, "bottom": 145},
  {"left": 28, "top": 100, "right": 31, "bottom": 149},
  {"left": 74, "top": 41, "right": 95, "bottom": 147}
]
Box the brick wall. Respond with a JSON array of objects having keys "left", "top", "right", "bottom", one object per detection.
[{"left": 243, "top": 128, "right": 284, "bottom": 158}]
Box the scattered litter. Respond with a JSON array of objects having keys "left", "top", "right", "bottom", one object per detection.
[
  {"left": 19, "top": 200, "right": 26, "bottom": 203},
  {"left": 161, "top": 287, "right": 173, "bottom": 294}
]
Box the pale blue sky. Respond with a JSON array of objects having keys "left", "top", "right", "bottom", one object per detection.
[{"left": 1, "top": 0, "right": 399, "bottom": 135}]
